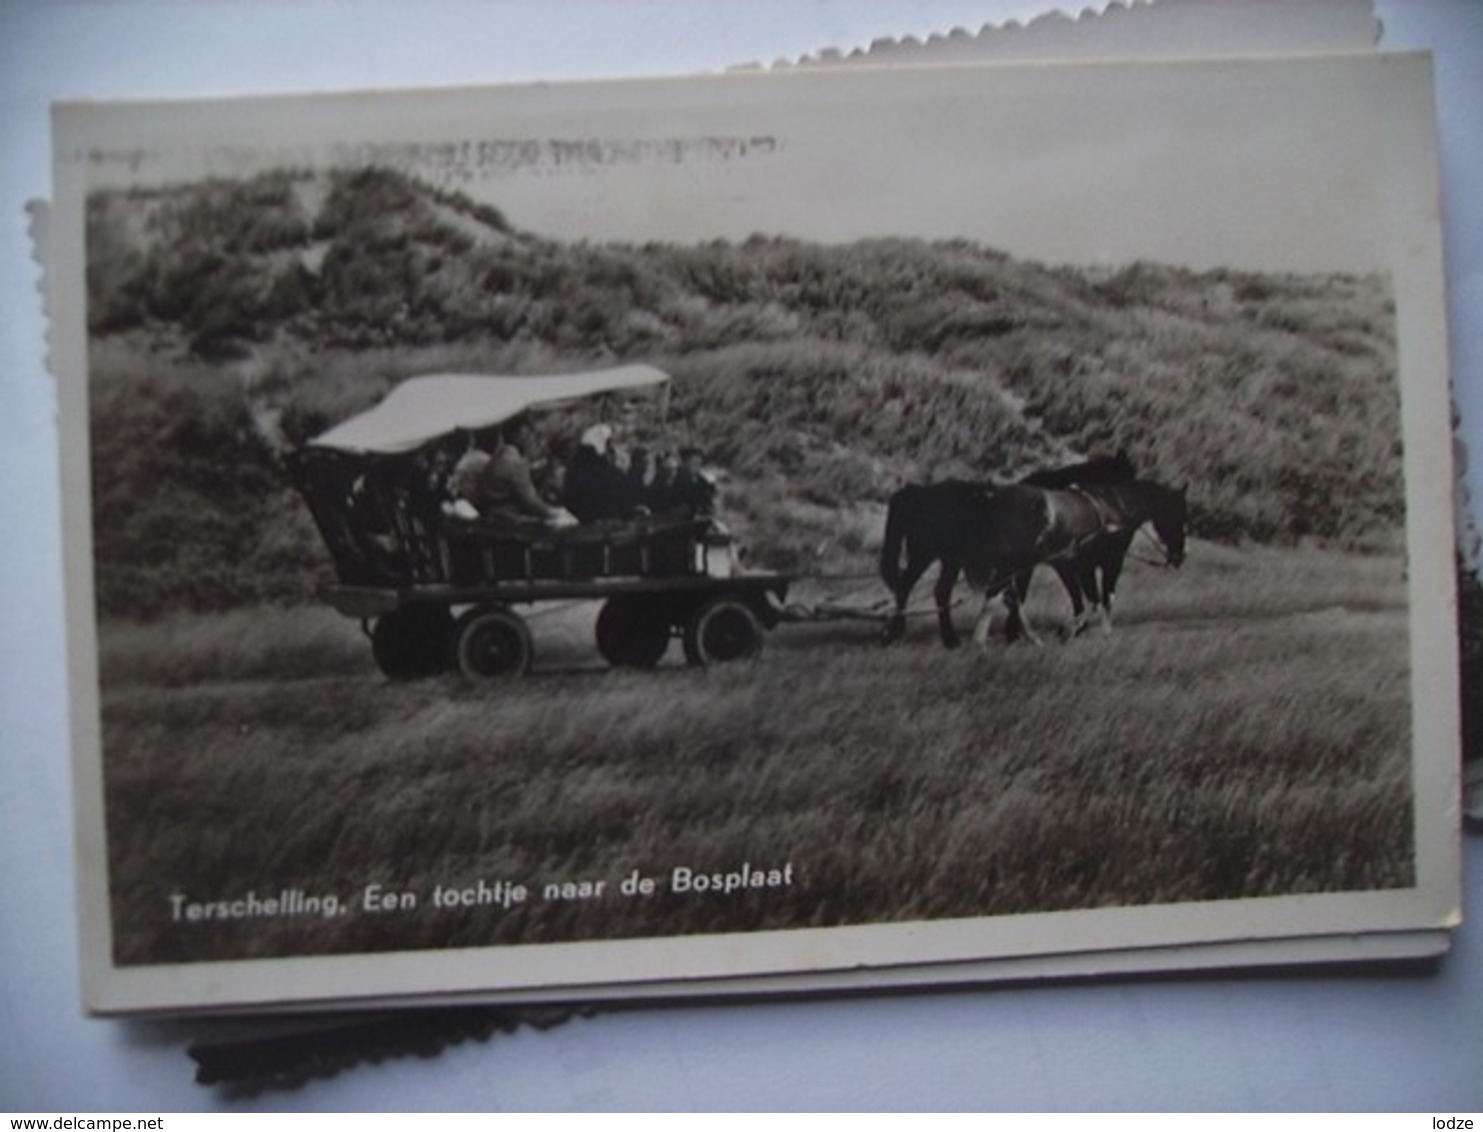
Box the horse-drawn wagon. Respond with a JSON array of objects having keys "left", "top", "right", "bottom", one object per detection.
[{"left": 289, "top": 366, "right": 791, "bottom": 680}]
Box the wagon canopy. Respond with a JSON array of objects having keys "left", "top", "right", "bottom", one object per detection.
[{"left": 307, "top": 365, "right": 671, "bottom": 455}]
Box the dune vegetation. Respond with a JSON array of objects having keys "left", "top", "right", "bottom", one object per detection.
[
  {"left": 82, "top": 167, "right": 1430, "bottom": 966},
  {"left": 86, "top": 167, "right": 1400, "bottom": 616}
]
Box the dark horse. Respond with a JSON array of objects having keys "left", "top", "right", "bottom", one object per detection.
[
  {"left": 962, "top": 479, "right": 1188, "bottom": 648},
  {"left": 879, "top": 452, "right": 1136, "bottom": 648},
  {"left": 1016, "top": 450, "right": 1140, "bottom": 639}
]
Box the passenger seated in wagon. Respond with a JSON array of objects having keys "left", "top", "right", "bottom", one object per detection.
[
  {"left": 646, "top": 450, "right": 679, "bottom": 512},
  {"left": 671, "top": 446, "right": 719, "bottom": 519},
  {"left": 449, "top": 416, "right": 577, "bottom": 529},
  {"left": 563, "top": 423, "right": 649, "bottom": 523},
  {"left": 660, "top": 445, "right": 740, "bottom": 574}
]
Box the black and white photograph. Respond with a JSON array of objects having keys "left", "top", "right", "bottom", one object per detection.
[{"left": 49, "top": 49, "right": 1460, "bottom": 1014}]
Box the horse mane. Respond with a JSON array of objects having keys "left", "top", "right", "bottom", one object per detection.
[
  {"left": 1075, "top": 478, "right": 1184, "bottom": 520},
  {"left": 1021, "top": 449, "right": 1135, "bottom": 490}
]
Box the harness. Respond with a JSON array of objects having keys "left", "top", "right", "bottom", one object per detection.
[
  {"left": 1043, "top": 487, "right": 1120, "bottom": 562},
  {"left": 1056, "top": 486, "right": 1176, "bottom": 568}
]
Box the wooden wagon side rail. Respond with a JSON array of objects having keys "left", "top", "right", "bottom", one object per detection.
[
  {"left": 289, "top": 442, "right": 796, "bottom": 680},
  {"left": 289, "top": 446, "right": 726, "bottom": 589}
]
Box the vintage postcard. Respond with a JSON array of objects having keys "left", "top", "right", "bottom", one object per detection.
[{"left": 50, "top": 50, "right": 1459, "bottom": 1014}]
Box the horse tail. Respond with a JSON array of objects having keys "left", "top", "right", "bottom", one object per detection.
[{"left": 879, "top": 488, "right": 909, "bottom": 594}]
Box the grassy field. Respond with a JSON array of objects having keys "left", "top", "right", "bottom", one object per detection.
[{"left": 99, "top": 541, "right": 1414, "bottom": 966}]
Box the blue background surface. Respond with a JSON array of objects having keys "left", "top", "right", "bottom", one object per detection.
[{"left": 1, "top": 0, "right": 1478, "bottom": 1111}]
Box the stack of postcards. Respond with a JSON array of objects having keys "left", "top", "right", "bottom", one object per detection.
[{"left": 47, "top": 0, "right": 1464, "bottom": 1015}]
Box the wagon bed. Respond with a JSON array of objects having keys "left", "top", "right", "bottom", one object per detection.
[{"left": 323, "top": 565, "right": 792, "bottom": 681}]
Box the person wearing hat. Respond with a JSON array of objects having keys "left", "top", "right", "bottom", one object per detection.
[{"left": 672, "top": 446, "right": 718, "bottom": 519}]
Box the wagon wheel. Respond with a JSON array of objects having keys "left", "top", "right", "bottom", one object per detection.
[
  {"left": 371, "top": 606, "right": 455, "bottom": 679},
  {"left": 595, "top": 597, "right": 673, "bottom": 668},
  {"left": 683, "top": 597, "right": 764, "bottom": 667},
  {"left": 454, "top": 605, "right": 533, "bottom": 680}
]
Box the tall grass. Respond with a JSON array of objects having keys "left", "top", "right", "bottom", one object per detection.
[{"left": 99, "top": 545, "right": 1413, "bottom": 965}]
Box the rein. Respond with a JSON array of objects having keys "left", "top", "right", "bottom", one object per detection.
[{"left": 1074, "top": 485, "right": 1181, "bottom": 569}]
